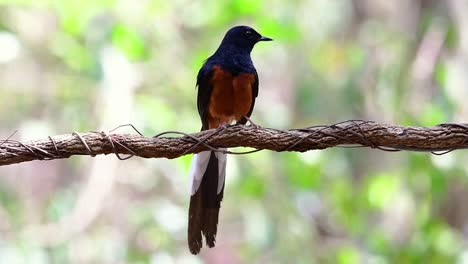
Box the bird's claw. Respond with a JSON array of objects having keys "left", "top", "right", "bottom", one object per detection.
[{"left": 243, "top": 116, "right": 261, "bottom": 129}]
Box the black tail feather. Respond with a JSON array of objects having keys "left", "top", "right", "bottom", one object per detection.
[{"left": 188, "top": 152, "right": 225, "bottom": 254}]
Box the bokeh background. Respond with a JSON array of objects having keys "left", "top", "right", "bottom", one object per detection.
[{"left": 1, "top": 0, "right": 468, "bottom": 263}]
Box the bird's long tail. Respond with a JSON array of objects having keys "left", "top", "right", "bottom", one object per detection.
[{"left": 187, "top": 150, "right": 226, "bottom": 254}]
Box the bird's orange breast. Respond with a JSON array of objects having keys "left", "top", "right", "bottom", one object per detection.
[{"left": 207, "top": 65, "right": 254, "bottom": 129}]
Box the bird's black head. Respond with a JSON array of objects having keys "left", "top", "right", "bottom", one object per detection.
[{"left": 219, "top": 25, "right": 272, "bottom": 52}]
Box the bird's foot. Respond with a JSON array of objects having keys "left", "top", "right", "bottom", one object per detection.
[
  {"left": 218, "top": 123, "right": 232, "bottom": 130},
  {"left": 243, "top": 116, "right": 261, "bottom": 129}
]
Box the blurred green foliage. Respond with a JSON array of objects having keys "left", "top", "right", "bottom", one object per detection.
[{"left": 1, "top": 0, "right": 468, "bottom": 263}]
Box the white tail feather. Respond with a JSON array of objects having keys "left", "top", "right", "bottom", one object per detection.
[
  {"left": 215, "top": 149, "right": 227, "bottom": 194},
  {"left": 188, "top": 151, "right": 211, "bottom": 195},
  {"left": 188, "top": 150, "right": 227, "bottom": 195}
]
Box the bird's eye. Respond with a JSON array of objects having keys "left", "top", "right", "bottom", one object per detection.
[{"left": 245, "top": 30, "right": 252, "bottom": 36}]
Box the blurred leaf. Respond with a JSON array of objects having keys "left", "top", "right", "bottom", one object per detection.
[
  {"left": 419, "top": 221, "right": 459, "bottom": 262},
  {"left": 445, "top": 23, "right": 458, "bottom": 50},
  {"left": 50, "top": 244, "right": 68, "bottom": 264},
  {"left": 46, "top": 189, "right": 76, "bottom": 221},
  {"left": 0, "top": 187, "right": 21, "bottom": 226},
  {"left": 258, "top": 17, "right": 300, "bottom": 42},
  {"left": 429, "top": 169, "right": 447, "bottom": 198},
  {"left": 136, "top": 95, "right": 176, "bottom": 132},
  {"left": 347, "top": 44, "right": 365, "bottom": 70},
  {"left": 284, "top": 153, "right": 321, "bottom": 189},
  {"left": 239, "top": 174, "right": 265, "bottom": 197},
  {"left": 50, "top": 32, "right": 94, "bottom": 71},
  {"left": 127, "top": 247, "right": 150, "bottom": 263},
  {"left": 366, "top": 172, "right": 399, "bottom": 209},
  {"left": 210, "top": 0, "right": 263, "bottom": 24},
  {"left": 54, "top": 0, "right": 115, "bottom": 35},
  {"left": 230, "top": 0, "right": 263, "bottom": 15},
  {"left": 367, "top": 231, "right": 390, "bottom": 255},
  {"left": 177, "top": 154, "right": 194, "bottom": 179},
  {"left": 189, "top": 50, "right": 211, "bottom": 72},
  {"left": 432, "top": 226, "right": 458, "bottom": 256},
  {"left": 336, "top": 246, "right": 359, "bottom": 264},
  {"left": 330, "top": 180, "right": 362, "bottom": 233},
  {"left": 421, "top": 104, "right": 445, "bottom": 126},
  {"left": 112, "top": 24, "right": 148, "bottom": 61},
  {"left": 434, "top": 62, "right": 446, "bottom": 88},
  {"left": 309, "top": 42, "right": 346, "bottom": 76}
]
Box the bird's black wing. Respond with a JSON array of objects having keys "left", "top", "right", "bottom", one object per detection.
[
  {"left": 250, "top": 70, "right": 259, "bottom": 111},
  {"left": 196, "top": 63, "right": 215, "bottom": 131}
]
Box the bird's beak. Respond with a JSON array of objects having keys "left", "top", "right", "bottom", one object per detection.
[{"left": 258, "top": 36, "right": 273, "bottom": 42}]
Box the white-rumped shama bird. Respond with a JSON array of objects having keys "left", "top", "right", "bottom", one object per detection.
[{"left": 187, "top": 25, "right": 272, "bottom": 254}]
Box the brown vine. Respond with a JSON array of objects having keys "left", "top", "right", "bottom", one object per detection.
[{"left": 1, "top": 120, "right": 468, "bottom": 166}]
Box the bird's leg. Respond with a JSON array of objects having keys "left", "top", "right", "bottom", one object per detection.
[
  {"left": 243, "top": 116, "right": 261, "bottom": 129},
  {"left": 217, "top": 122, "right": 232, "bottom": 130},
  {"left": 220, "top": 123, "right": 229, "bottom": 129}
]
